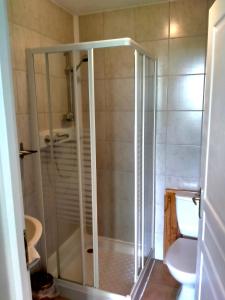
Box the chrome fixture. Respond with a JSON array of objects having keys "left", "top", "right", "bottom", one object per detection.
[
  {"left": 63, "top": 54, "right": 88, "bottom": 122},
  {"left": 19, "top": 142, "right": 37, "bottom": 159},
  {"left": 44, "top": 132, "right": 69, "bottom": 144}
]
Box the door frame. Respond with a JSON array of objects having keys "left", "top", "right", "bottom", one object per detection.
[{"left": 0, "top": 0, "right": 32, "bottom": 299}]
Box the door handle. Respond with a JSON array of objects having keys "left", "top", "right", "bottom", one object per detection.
[
  {"left": 192, "top": 195, "right": 200, "bottom": 205},
  {"left": 192, "top": 194, "right": 201, "bottom": 219}
]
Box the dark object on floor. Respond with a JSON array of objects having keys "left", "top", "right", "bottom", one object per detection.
[
  {"left": 31, "top": 271, "right": 59, "bottom": 299},
  {"left": 87, "top": 248, "right": 93, "bottom": 253}
]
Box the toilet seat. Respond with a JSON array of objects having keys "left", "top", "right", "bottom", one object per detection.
[{"left": 165, "top": 238, "right": 197, "bottom": 285}]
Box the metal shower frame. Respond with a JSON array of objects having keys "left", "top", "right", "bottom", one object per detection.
[{"left": 27, "top": 37, "right": 157, "bottom": 299}]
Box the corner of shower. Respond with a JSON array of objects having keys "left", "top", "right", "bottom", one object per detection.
[{"left": 27, "top": 38, "right": 157, "bottom": 300}]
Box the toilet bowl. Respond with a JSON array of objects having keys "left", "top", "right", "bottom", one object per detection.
[
  {"left": 164, "top": 191, "right": 199, "bottom": 300},
  {"left": 165, "top": 238, "right": 197, "bottom": 300}
]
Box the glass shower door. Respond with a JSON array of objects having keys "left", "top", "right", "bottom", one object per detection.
[
  {"left": 143, "top": 57, "right": 155, "bottom": 263},
  {"left": 33, "top": 49, "right": 98, "bottom": 287},
  {"left": 134, "top": 50, "right": 144, "bottom": 280},
  {"left": 134, "top": 50, "right": 156, "bottom": 281}
]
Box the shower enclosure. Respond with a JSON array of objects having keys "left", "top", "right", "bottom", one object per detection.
[{"left": 27, "top": 38, "right": 156, "bottom": 299}]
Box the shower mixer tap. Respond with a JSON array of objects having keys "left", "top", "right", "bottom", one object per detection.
[{"left": 44, "top": 132, "right": 70, "bottom": 144}]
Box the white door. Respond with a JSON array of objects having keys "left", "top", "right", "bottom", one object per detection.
[
  {"left": 195, "top": 0, "right": 225, "bottom": 299},
  {"left": 0, "top": 1, "right": 32, "bottom": 299}
]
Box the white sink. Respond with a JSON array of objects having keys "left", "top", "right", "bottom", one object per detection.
[{"left": 25, "top": 215, "right": 42, "bottom": 266}]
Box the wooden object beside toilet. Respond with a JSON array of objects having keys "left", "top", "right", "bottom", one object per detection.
[{"left": 164, "top": 189, "right": 200, "bottom": 258}]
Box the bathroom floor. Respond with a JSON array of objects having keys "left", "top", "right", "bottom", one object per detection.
[
  {"left": 141, "top": 260, "right": 180, "bottom": 300},
  {"left": 54, "top": 260, "right": 179, "bottom": 300},
  {"left": 58, "top": 234, "right": 134, "bottom": 295}
]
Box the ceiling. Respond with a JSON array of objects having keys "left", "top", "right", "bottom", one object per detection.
[{"left": 52, "top": 0, "right": 166, "bottom": 15}]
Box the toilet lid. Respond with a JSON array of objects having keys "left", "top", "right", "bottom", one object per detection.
[{"left": 165, "top": 238, "right": 197, "bottom": 275}]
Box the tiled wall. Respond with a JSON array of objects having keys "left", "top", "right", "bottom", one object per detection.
[
  {"left": 7, "top": 0, "right": 74, "bottom": 263},
  {"left": 154, "top": 0, "right": 209, "bottom": 260},
  {"left": 79, "top": 0, "right": 210, "bottom": 258},
  {"left": 79, "top": 45, "right": 136, "bottom": 242}
]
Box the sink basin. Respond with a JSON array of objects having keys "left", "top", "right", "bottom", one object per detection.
[{"left": 25, "top": 215, "right": 42, "bottom": 247}]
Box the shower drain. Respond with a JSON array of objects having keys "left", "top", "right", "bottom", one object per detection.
[{"left": 86, "top": 248, "right": 93, "bottom": 254}]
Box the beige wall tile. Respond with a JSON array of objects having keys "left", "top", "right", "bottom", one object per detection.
[
  {"left": 35, "top": 74, "right": 48, "bottom": 113},
  {"left": 10, "top": 0, "right": 40, "bottom": 32},
  {"left": 81, "top": 79, "right": 105, "bottom": 111},
  {"left": 96, "top": 112, "right": 106, "bottom": 141},
  {"left": 106, "top": 112, "right": 134, "bottom": 143},
  {"left": 170, "top": 0, "right": 208, "bottom": 38},
  {"left": 52, "top": 113, "right": 64, "bottom": 128},
  {"left": 12, "top": 24, "right": 41, "bottom": 71},
  {"left": 12, "top": 24, "right": 26, "bottom": 70},
  {"left": 98, "top": 170, "right": 134, "bottom": 241},
  {"left": 16, "top": 113, "right": 32, "bottom": 147},
  {"left": 82, "top": 79, "right": 106, "bottom": 112},
  {"left": 97, "top": 170, "right": 114, "bottom": 237},
  {"left": 134, "top": 3, "right": 169, "bottom": 42},
  {"left": 37, "top": 113, "right": 49, "bottom": 131},
  {"left": 50, "top": 76, "right": 68, "bottom": 113},
  {"left": 82, "top": 111, "right": 90, "bottom": 129},
  {"left": 105, "top": 47, "right": 134, "bottom": 79},
  {"left": 169, "top": 36, "right": 206, "bottom": 75},
  {"left": 49, "top": 53, "right": 67, "bottom": 77},
  {"left": 142, "top": 39, "right": 169, "bottom": 76},
  {"left": 107, "top": 142, "right": 134, "bottom": 172},
  {"left": 96, "top": 141, "right": 109, "bottom": 170},
  {"left": 113, "top": 191, "right": 134, "bottom": 242},
  {"left": 94, "top": 79, "right": 106, "bottom": 111},
  {"left": 8, "top": 22, "right": 15, "bottom": 67},
  {"left": 56, "top": 8, "right": 74, "bottom": 43},
  {"left": 15, "top": 70, "right": 29, "bottom": 114},
  {"left": 103, "top": 8, "right": 135, "bottom": 39},
  {"left": 81, "top": 80, "right": 89, "bottom": 112},
  {"left": 12, "top": 71, "right": 18, "bottom": 112},
  {"left": 40, "top": 35, "right": 58, "bottom": 47},
  {"left": 79, "top": 13, "right": 104, "bottom": 42},
  {"left": 22, "top": 156, "right": 36, "bottom": 197},
  {"left": 105, "top": 78, "right": 134, "bottom": 111},
  {"left": 39, "top": 0, "right": 73, "bottom": 43},
  {"left": 10, "top": 0, "right": 73, "bottom": 45},
  {"left": 93, "top": 48, "right": 105, "bottom": 79}
]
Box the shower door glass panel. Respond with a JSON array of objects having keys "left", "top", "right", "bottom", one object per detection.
[
  {"left": 96, "top": 47, "right": 136, "bottom": 295},
  {"left": 79, "top": 49, "right": 97, "bottom": 287},
  {"left": 33, "top": 50, "right": 95, "bottom": 286},
  {"left": 135, "top": 51, "right": 144, "bottom": 278},
  {"left": 143, "top": 57, "right": 155, "bottom": 263},
  {"left": 134, "top": 52, "right": 155, "bottom": 280}
]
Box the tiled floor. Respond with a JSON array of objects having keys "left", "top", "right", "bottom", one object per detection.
[
  {"left": 53, "top": 260, "right": 179, "bottom": 300},
  {"left": 141, "top": 260, "right": 180, "bottom": 300}
]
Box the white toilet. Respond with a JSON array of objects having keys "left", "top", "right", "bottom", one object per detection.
[{"left": 165, "top": 191, "right": 199, "bottom": 300}]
